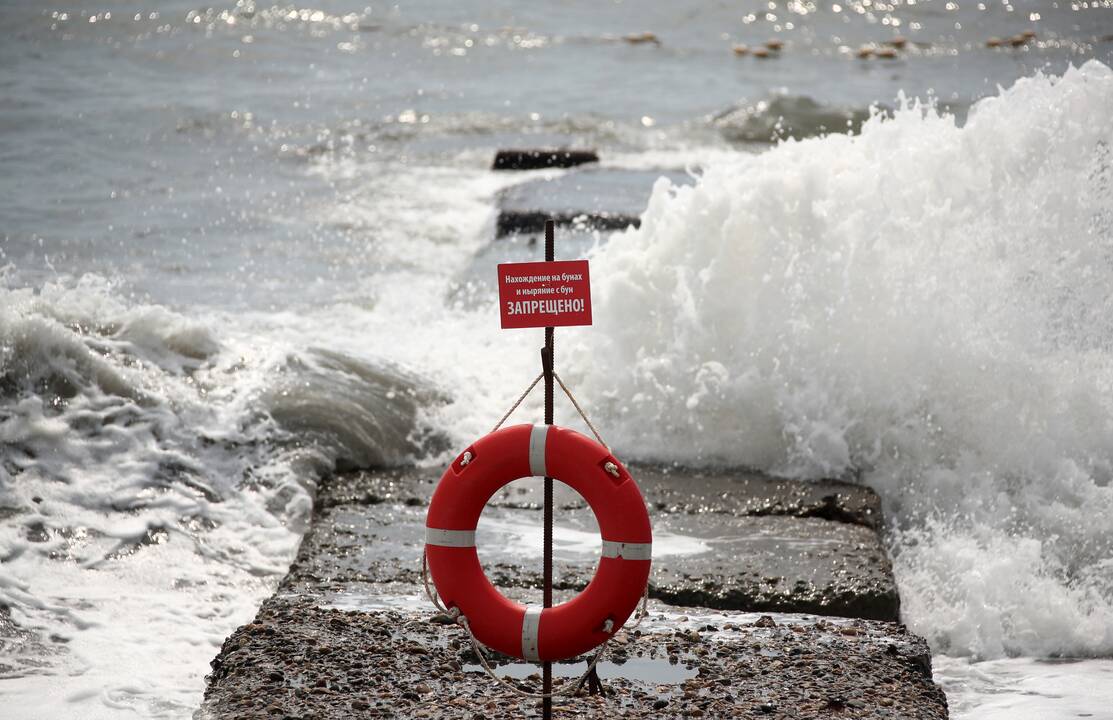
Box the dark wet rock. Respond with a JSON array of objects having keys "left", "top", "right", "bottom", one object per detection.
[
  {"left": 199, "top": 596, "right": 946, "bottom": 719},
  {"left": 495, "top": 168, "right": 693, "bottom": 237},
  {"left": 492, "top": 148, "right": 599, "bottom": 171}
]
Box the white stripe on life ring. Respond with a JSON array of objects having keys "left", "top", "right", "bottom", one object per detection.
[
  {"left": 425, "top": 528, "right": 476, "bottom": 547},
  {"left": 600, "top": 540, "right": 652, "bottom": 561},
  {"left": 529, "top": 424, "right": 549, "bottom": 477},
  {"left": 522, "top": 606, "right": 542, "bottom": 661}
]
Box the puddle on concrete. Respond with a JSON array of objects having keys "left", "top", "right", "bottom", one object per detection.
[
  {"left": 465, "top": 657, "right": 697, "bottom": 684},
  {"left": 473, "top": 478, "right": 711, "bottom": 565},
  {"left": 322, "top": 590, "right": 429, "bottom": 613},
  {"left": 318, "top": 590, "right": 860, "bottom": 641}
]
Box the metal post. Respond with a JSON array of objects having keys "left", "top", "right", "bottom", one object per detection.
[{"left": 541, "top": 220, "right": 555, "bottom": 719}]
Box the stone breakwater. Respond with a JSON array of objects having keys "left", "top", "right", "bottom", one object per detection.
[{"left": 198, "top": 465, "right": 948, "bottom": 719}]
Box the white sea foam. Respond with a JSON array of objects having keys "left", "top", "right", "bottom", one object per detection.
[
  {"left": 547, "top": 61, "right": 1113, "bottom": 659},
  {"left": 0, "top": 277, "right": 293, "bottom": 717},
  {"left": 934, "top": 655, "right": 1113, "bottom": 719},
  {"left": 0, "top": 273, "right": 441, "bottom": 717}
]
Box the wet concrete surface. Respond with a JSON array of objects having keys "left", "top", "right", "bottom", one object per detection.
[
  {"left": 630, "top": 465, "right": 881, "bottom": 531},
  {"left": 199, "top": 596, "right": 946, "bottom": 719},
  {"left": 302, "top": 466, "right": 897, "bottom": 620},
  {"left": 200, "top": 465, "right": 945, "bottom": 718},
  {"left": 319, "top": 464, "right": 879, "bottom": 528}
]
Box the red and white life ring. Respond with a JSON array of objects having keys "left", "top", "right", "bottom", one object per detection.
[{"left": 424, "top": 423, "right": 652, "bottom": 662}]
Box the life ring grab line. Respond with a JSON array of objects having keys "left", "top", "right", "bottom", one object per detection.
[{"left": 424, "top": 423, "right": 651, "bottom": 662}]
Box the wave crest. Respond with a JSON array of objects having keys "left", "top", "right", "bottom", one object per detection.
[{"left": 567, "top": 61, "right": 1113, "bottom": 658}]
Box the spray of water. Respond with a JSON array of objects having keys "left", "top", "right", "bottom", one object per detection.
[{"left": 558, "top": 60, "right": 1113, "bottom": 659}]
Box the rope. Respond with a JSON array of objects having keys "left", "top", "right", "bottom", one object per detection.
[
  {"left": 489, "top": 371, "right": 609, "bottom": 450},
  {"left": 491, "top": 372, "right": 544, "bottom": 434},
  {"left": 553, "top": 372, "right": 608, "bottom": 449},
  {"left": 420, "top": 549, "right": 650, "bottom": 701},
  {"left": 421, "top": 549, "right": 447, "bottom": 613}
]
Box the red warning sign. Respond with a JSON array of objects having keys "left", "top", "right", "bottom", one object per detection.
[{"left": 498, "top": 260, "right": 592, "bottom": 329}]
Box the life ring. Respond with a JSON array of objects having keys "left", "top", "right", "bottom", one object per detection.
[{"left": 424, "top": 423, "right": 652, "bottom": 662}]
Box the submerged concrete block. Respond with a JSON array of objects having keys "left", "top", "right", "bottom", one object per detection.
[
  {"left": 492, "top": 148, "right": 599, "bottom": 170},
  {"left": 495, "top": 167, "right": 694, "bottom": 237},
  {"left": 496, "top": 209, "right": 640, "bottom": 237}
]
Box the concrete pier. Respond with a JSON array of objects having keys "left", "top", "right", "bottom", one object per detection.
[{"left": 198, "top": 465, "right": 948, "bottom": 719}]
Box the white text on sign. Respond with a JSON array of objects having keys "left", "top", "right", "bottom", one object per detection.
[{"left": 497, "top": 260, "right": 592, "bottom": 329}]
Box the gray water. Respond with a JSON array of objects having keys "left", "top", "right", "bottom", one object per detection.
[
  {"left": 3, "top": 0, "right": 1109, "bottom": 309},
  {"left": 2, "top": 1, "right": 1113, "bottom": 718}
]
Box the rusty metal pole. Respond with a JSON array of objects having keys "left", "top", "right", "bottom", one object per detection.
[{"left": 541, "top": 219, "right": 555, "bottom": 719}]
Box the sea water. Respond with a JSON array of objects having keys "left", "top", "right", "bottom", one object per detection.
[{"left": 2, "top": 1, "right": 1113, "bottom": 717}]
